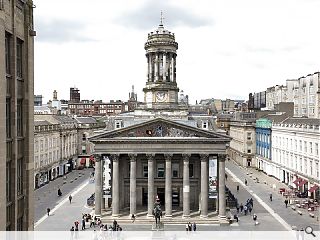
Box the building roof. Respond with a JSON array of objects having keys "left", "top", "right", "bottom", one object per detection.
[
  {"left": 282, "top": 117, "right": 320, "bottom": 126},
  {"left": 75, "top": 117, "right": 97, "bottom": 124},
  {"left": 34, "top": 120, "right": 52, "bottom": 126}
]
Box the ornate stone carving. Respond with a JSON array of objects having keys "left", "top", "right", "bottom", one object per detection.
[
  {"left": 146, "top": 153, "right": 155, "bottom": 161},
  {"left": 182, "top": 154, "right": 191, "bottom": 162},
  {"left": 110, "top": 154, "right": 120, "bottom": 162},
  {"left": 128, "top": 154, "right": 137, "bottom": 162},
  {"left": 218, "top": 154, "right": 226, "bottom": 162},
  {"left": 164, "top": 154, "right": 173, "bottom": 161},
  {"left": 200, "top": 154, "right": 209, "bottom": 161}
]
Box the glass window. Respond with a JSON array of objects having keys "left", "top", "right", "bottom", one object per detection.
[
  {"left": 16, "top": 39, "right": 23, "bottom": 78},
  {"left": 5, "top": 33, "right": 11, "bottom": 74},
  {"left": 6, "top": 162, "right": 11, "bottom": 202},
  {"left": 6, "top": 98, "right": 11, "bottom": 138},
  {"left": 143, "top": 164, "right": 148, "bottom": 178},
  {"left": 247, "top": 132, "right": 251, "bottom": 140},
  {"left": 157, "top": 163, "right": 164, "bottom": 178},
  {"left": 17, "top": 99, "right": 23, "bottom": 136},
  {"left": 316, "top": 143, "right": 319, "bottom": 156},
  {"left": 310, "top": 142, "right": 313, "bottom": 154},
  {"left": 172, "top": 163, "right": 179, "bottom": 178},
  {"left": 17, "top": 158, "right": 23, "bottom": 195}
]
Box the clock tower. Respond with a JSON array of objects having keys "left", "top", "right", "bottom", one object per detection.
[{"left": 143, "top": 19, "right": 182, "bottom": 110}]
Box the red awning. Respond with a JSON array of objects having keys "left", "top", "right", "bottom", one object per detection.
[
  {"left": 297, "top": 179, "right": 308, "bottom": 187},
  {"left": 293, "top": 178, "right": 301, "bottom": 185},
  {"left": 309, "top": 185, "right": 319, "bottom": 192},
  {"left": 80, "top": 158, "right": 86, "bottom": 164}
]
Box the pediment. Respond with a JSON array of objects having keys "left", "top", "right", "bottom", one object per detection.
[{"left": 90, "top": 118, "right": 228, "bottom": 141}]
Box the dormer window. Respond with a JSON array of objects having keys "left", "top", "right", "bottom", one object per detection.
[
  {"left": 202, "top": 121, "right": 208, "bottom": 129},
  {"left": 115, "top": 120, "right": 122, "bottom": 129}
]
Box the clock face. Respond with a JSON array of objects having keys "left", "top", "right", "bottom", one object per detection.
[{"left": 156, "top": 91, "right": 167, "bottom": 102}]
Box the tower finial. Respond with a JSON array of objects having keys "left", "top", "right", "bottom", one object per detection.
[{"left": 160, "top": 10, "right": 164, "bottom": 26}]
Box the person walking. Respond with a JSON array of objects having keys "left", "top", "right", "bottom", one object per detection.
[
  {"left": 185, "top": 223, "right": 189, "bottom": 231},
  {"left": 74, "top": 221, "right": 79, "bottom": 231},
  {"left": 244, "top": 205, "right": 248, "bottom": 215},
  {"left": 284, "top": 199, "right": 289, "bottom": 208},
  {"left": 131, "top": 214, "right": 136, "bottom": 223},
  {"left": 192, "top": 222, "right": 197, "bottom": 231},
  {"left": 269, "top": 193, "right": 273, "bottom": 201},
  {"left": 236, "top": 185, "right": 240, "bottom": 193},
  {"left": 69, "top": 195, "right": 73, "bottom": 204},
  {"left": 81, "top": 218, "right": 86, "bottom": 230},
  {"left": 46, "top": 208, "right": 50, "bottom": 216},
  {"left": 233, "top": 214, "right": 239, "bottom": 222},
  {"left": 245, "top": 179, "right": 248, "bottom": 186},
  {"left": 240, "top": 203, "right": 244, "bottom": 213},
  {"left": 236, "top": 205, "right": 240, "bottom": 213},
  {"left": 58, "top": 188, "right": 62, "bottom": 197},
  {"left": 188, "top": 222, "right": 192, "bottom": 231}
]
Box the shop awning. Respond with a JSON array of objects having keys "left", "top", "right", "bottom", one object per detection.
[
  {"left": 297, "top": 179, "right": 308, "bottom": 187},
  {"left": 293, "top": 178, "right": 301, "bottom": 185},
  {"left": 309, "top": 185, "right": 319, "bottom": 192}
]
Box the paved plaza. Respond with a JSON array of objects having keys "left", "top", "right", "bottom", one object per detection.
[{"left": 34, "top": 161, "right": 319, "bottom": 233}]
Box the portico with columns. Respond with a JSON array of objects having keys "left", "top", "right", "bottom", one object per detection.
[{"left": 90, "top": 118, "right": 230, "bottom": 223}]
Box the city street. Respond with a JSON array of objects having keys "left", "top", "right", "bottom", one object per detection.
[
  {"left": 34, "top": 168, "right": 93, "bottom": 222},
  {"left": 226, "top": 160, "right": 320, "bottom": 231}
]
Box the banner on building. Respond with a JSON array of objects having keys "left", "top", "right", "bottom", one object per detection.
[{"left": 209, "top": 155, "right": 218, "bottom": 199}]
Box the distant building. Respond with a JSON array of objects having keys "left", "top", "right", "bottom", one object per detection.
[
  {"left": 248, "top": 91, "right": 266, "bottom": 110},
  {"left": 70, "top": 87, "right": 80, "bottom": 103},
  {"left": 34, "top": 95, "right": 43, "bottom": 106}
]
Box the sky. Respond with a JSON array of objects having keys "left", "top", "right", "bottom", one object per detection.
[{"left": 34, "top": 0, "right": 320, "bottom": 104}]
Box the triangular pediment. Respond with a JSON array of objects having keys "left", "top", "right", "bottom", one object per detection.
[{"left": 90, "top": 118, "right": 229, "bottom": 141}]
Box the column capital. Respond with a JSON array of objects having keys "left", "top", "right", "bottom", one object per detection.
[
  {"left": 110, "top": 154, "right": 120, "bottom": 162},
  {"left": 182, "top": 154, "right": 191, "bottom": 162},
  {"left": 94, "top": 154, "right": 103, "bottom": 162},
  {"left": 200, "top": 154, "right": 209, "bottom": 161},
  {"left": 128, "top": 154, "right": 137, "bottom": 162},
  {"left": 164, "top": 154, "right": 173, "bottom": 161},
  {"left": 218, "top": 154, "right": 227, "bottom": 162},
  {"left": 146, "top": 153, "right": 155, "bottom": 161}
]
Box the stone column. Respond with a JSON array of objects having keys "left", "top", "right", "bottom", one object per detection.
[
  {"left": 182, "top": 154, "right": 190, "bottom": 218},
  {"left": 147, "top": 154, "right": 155, "bottom": 217},
  {"left": 170, "top": 54, "right": 173, "bottom": 82},
  {"left": 112, "top": 154, "right": 120, "bottom": 217},
  {"left": 101, "top": 157, "right": 105, "bottom": 210},
  {"left": 163, "top": 53, "right": 167, "bottom": 80},
  {"left": 200, "top": 154, "right": 209, "bottom": 218},
  {"left": 129, "top": 154, "right": 137, "bottom": 216},
  {"left": 218, "top": 154, "right": 226, "bottom": 219},
  {"left": 94, "top": 155, "right": 102, "bottom": 217},
  {"left": 165, "top": 154, "right": 172, "bottom": 217},
  {"left": 155, "top": 53, "right": 158, "bottom": 81},
  {"left": 149, "top": 54, "right": 153, "bottom": 82},
  {"left": 173, "top": 54, "right": 176, "bottom": 82}
]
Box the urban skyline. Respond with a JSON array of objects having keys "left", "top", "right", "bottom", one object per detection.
[{"left": 34, "top": 0, "right": 320, "bottom": 104}]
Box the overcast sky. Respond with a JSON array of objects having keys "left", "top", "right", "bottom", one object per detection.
[{"left": 34, "top": 0, "right": 320, "bottom": 104}]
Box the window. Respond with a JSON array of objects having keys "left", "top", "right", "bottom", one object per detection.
[
  {"left": 143, "top": 164, "right": 148, "bottom": 178},
  {"left": 299, "top": 140, "right": 302, "bottom": 151},
  {"left": 17, "top": 158, "right": 23, "bottom": 195},
  {"left": 316, "top": 143, "right": 319, "bottom": 156},
  {"left": 202, "top": 121, "right": 208, "bottom": 129},
  {"left": 17, "top": 99, "right": 23, "bottom": 136},
  {"left": 189, "top": 163, "right": 194, "bottom": 178},
  {"left": 16, "top": 39, "right": 23, "bottom": 78},
  {"left": 5, "top": 33, "right": 11, "bottom": 74},
  {"left": 304, "top": 141, "right": 307, "bottom": 153},
  {"left": 17, "top": 216, "right": 23, "bottom": 231},
  {"left": 248, "top": 149, "right": 251, "bottom": 154},
  {"left": 172, "top": 163, "right": 179, "bottom": 178},
  {"left": 247, "top": 132, "right": 252, "bottom": 140},
  {"left": 6, "top": 98, "right": 11, "bottom": 138},
  {"left": 316, "top": 162, "right": 319, "bottom": 178},
  {"left": 6, "top": 162, "right": 11, "bottom": 202},
  {"left": 309, "top": 161, "right": 313, "bottom": 176},
  {"left": 157, "top": 163, "right": 164, "bottom": 178}
]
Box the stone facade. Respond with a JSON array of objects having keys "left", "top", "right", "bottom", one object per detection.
[
  {"left": 0, "top": 0, "right": 35, "bottom": 230},
  {"left": 271, "top": 118, "right": 320, "bottom": 199}
]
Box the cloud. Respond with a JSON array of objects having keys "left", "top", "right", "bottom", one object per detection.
[
  {"left": 35, "top": 19, "right": 95, "bottom": 43},
  {"left": 114, "top": 1, "right": 213, "bottom": 30}
]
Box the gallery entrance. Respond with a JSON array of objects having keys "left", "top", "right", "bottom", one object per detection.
[{"left": 157, "top": 188, "right": 165, "bottom": 206}]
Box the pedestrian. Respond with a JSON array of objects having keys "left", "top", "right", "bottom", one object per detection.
[
  {"left": 89, "top": 218, "right": 93, "bottom": 228},
  {"left": 69, "top": 195, "right": 73, "bottom": 204},
  {"left": 253, "top": 214, "right": 258, "bottom": 225},
  {"left": 46, "top": 208, "right": 50, "bottom": 216},
  {"left": 188, "top": 222, "right": 192, "bottom": 231},
  {"left": 70, "top": 226, "right": 74, "bottom": 231},
  {"left": 58, "top": 188, "right": 62, "bottom": 197},
  {"left": 225, "top": 173, "right": 228, "bottom": 181},
  {"left": 113, "top": 219, "right": 117, "bottom": 231},
  {"left": 74, "top": 221, "right": 79, "bottom": 231},
  {"left": 82, "top": 218, "right": 86, "bottom": 230},
  {"left": 240, "top": 203, "right": 244, "bottom": 213},
  {"left": 245, "top": 179, "right": 247, "bottom": 186},
  {"left": 234, "top": 214, "right": 239, "bottom": 222},
  {"left": 192, "top": 222, "right": 197, "bottom": 231},
  {"left": 131, "top": 214, "right": 136, "bottom": 223},
  {"left": 236, "top": 185, "right": 240, "bottom": 192},
  {"left": 250, "top": 198, "right": 253, "bottom": 207},
  {"left": 284, "top": 199, "right": 289, "bottom": 208},
  {"left": 244, "top": 205, "right": 248, "bottom": 215},
  {"left": 185, "top": 223, "right": 189, "bottom": 231},
  {"left": 236, "top": 205, "right": 240, "bottom": 213},
  {"left": 248, "top": 205, "right": 252, "bottom": 215},
  {"left": 269, "top": 193, "right": 273, "bottom": 201}
]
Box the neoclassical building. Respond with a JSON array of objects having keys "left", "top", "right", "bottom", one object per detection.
[{"left": 90, "top": 21, "right": 230, "bottom": 223}]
